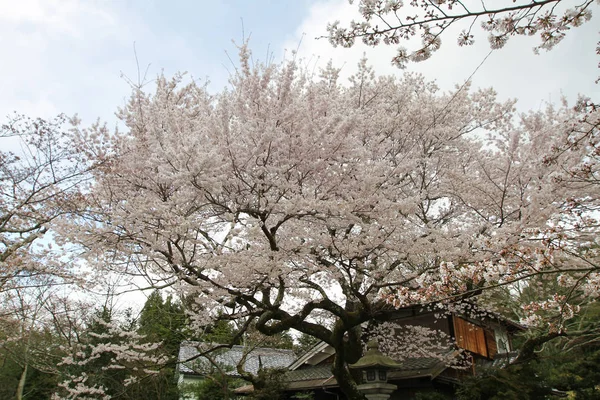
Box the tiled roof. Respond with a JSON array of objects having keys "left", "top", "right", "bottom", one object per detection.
[
  {"left": 234, "top": 366, "right": 337, "bottom": 393},
  {"left": 286, "top": 366, "right": 333, "bottom": 382},
  {"left": 178, "top": 341, "right": 296, "bottom": 376},
  {"left": 283, "top": 356, "right": 451, "bottom": 387},
  {"left": 233, "top": 351, "right": 458, "bottom": 393}
]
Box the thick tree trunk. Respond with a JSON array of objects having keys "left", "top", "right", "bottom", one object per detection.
[
  {"left": 331, "top": 357, "right": 365, "bottom": 400},
  {"left": 330, "top": 321, "right": 366, "bottom": 400},
  {"left": 331, "top": 352, "right": 365, "bottom": 400},
  {"left": 16, "top": 363, "right": 27, "bottom": 400}
]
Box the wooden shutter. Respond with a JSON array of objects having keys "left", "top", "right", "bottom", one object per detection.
[
  {"left": 453, "top": 316, "right": 468, "bottom": 349},
  {"left": 453, "top": 316, "right": 488, "bottom": 358},
  {"left": 485, "top": 329, "right": 497, "bottom": 359}
]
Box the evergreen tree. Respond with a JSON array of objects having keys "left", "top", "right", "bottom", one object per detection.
[
  {"left": 138, "top": 290, "right": 188, "bottom": 355},
  {"left": 186, "top": 371, "right": 242, "bottom": 400},
  {"left": 135, "top": 291, "right": 189, "bottom": 400},
  {"left": 0, "top": 310, "right": 62, "bottom": 399}
]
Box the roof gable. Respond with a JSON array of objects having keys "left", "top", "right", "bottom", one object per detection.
[{"left": 288, "top": 340, "right": 334, "bottom": 371}]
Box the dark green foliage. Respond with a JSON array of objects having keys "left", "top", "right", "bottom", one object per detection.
[
  {"left": 541, "top": 345, "right": 600, "bottom": 399},
  {"left": 20, "top": 367, "right": 58, "bottom": 400},
  {"left": 137, "top": 290, "right": 188, "bottom": 355},
  {"left": 254, "top": 330, "right": 294, "bottom": 350},
  {"left": 0, "top": 320, "right": 62, "bottom": 400},
  {"left": 523, "top": 303, "right": 600, "bottom": 399},
  {"left": 135, "top": 291, "right": 190, "bottom": 400},
  {"left": 0, "top": 355, "right": 57, "bottom": 400},
  {"left": 415, "top": 391, "right": 453, "bottom": 400},
  {"left": 457, "top": 362, "right": 552, "bottom": 400},
  {"left": 457, "top": 341, "right": 600, "bottom": 400},
  {"left": 124, "top": 372, "right": 186, "bottom": 400},
  {"left": 0, "top": 355, "right": 20, "bottom": 400},
  {"left": 186, "top": 373, "right": 245, "bottom": 400},
  {"left": 290, "top": 391, "right": 315, "bottom": 399},
  {"left": 201, "top": 317, "right": 241, "bottom": 345},
  {"left": 247, "top": 368, "right": 288, "bottom": 400}
]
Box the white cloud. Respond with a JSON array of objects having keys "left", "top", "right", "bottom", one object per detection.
[
  {"left": 0, "top": 0, "right": 116, "bottom": 36},
  {"left": 0, "top": 0, "right": 227, "bottom": 124},
  {"left": 0, "top": 0, "right": 182, "bottom": 126}
]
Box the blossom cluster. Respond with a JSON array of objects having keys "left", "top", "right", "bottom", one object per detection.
[{"left": 328, "top": 0, "right": 597, "bottom": 68}]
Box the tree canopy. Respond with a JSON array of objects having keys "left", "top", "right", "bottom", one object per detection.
[{"left": 60, "top": 44, "right": 600, "bottom": 399}]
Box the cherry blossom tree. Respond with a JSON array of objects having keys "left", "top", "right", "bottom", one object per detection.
[
  {"left": 66, "top": 46, "right": 599, "bottom": 399},
  {"left": 54, "top": 309, "right": 169, "bottom": 400},
  {"left": 0, "top": 114, "right": 97, "bottom": 295},
  {"left": 327, "top": 0, "right": 598, "bottom": 69}
]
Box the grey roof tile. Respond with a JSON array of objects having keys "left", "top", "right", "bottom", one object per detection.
[
  {"left": 286, "top": 366, "right": 333, "bottom": 382},
  {"left": 178, "top": 341, "right": 296, "bottom": 376}
]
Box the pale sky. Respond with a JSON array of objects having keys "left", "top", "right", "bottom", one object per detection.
[{"left": 1, "top": 0, "right": 598, "bottom": 129}]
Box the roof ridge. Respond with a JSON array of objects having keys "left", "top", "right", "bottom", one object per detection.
[{"left": 180, "top": 341, "right": 295, "bottom": 353}]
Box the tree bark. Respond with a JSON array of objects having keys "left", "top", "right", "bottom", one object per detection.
[
  {"left": 330, "top": 320, "right": 366, "bottom": 400},
  {"left": 16, "top": 363, "right": 27, "bottom": 400},
  {"left": 515, "top": 332, "right": 564, "bottom": 364}
]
